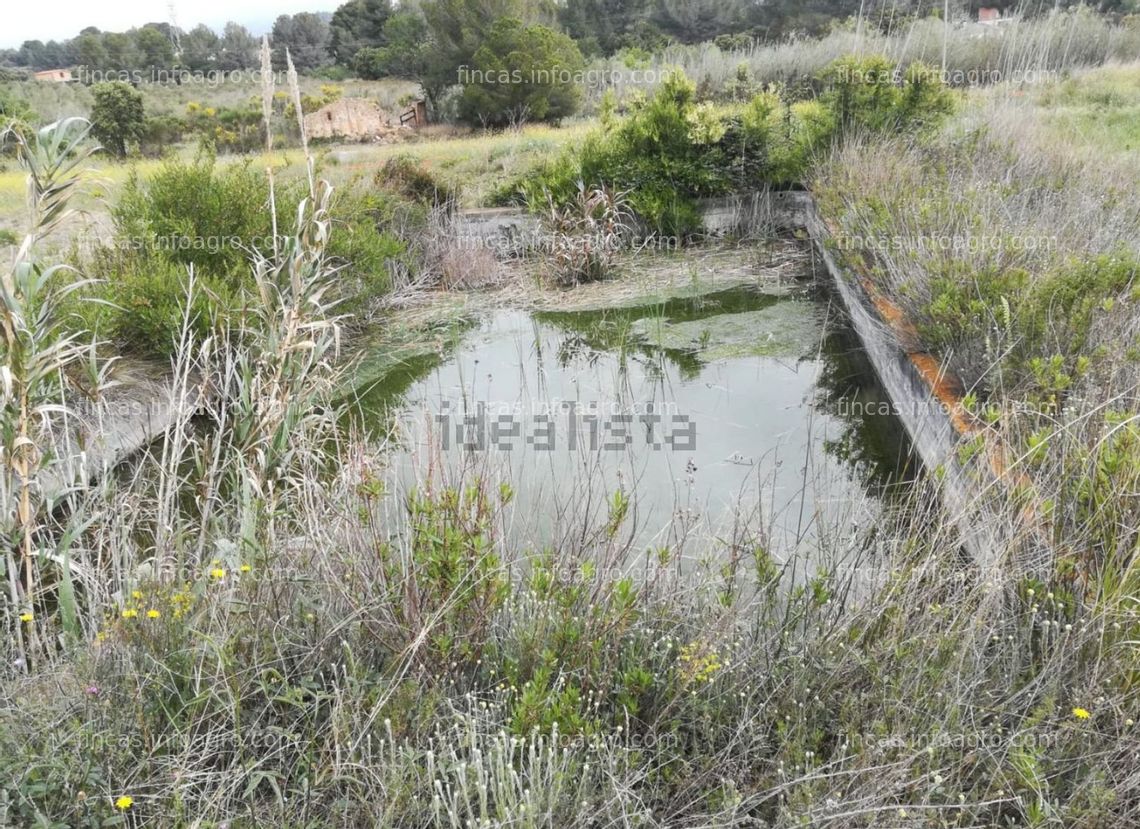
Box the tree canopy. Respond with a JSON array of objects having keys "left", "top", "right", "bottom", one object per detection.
[
  {"left": 271, "top": 13, "right": 334, "bottom": 72},
  {"left": 330, "top": 0, "right": 393, "bottom": 65},
  {"left": 457, "top": 17, "right": 585, "bottom": 127},
  {"left": 90, "top": 81, "right": 145, "bottom": 157}
]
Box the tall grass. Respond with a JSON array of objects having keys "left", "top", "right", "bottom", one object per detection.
[
  {"left": 812, "top": 63, "right": 1140, "bottom": 609},
  {"left": 1, "top": 117, "right": 106, "bottom": 670},
  {"left": 2, "top": 422, "right": 1138, "bottom": 825},
  {"left": 585, "top": 9, "right": 1140, "bottom": 109}
]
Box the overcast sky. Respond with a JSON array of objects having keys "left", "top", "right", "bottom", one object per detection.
[{"left": 2, "top": 1, "right": 341, "bottom": 49}]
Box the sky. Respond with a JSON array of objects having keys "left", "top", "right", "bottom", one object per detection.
[{"left": 1, "top": 0, "right": 341, "bottom": 49}]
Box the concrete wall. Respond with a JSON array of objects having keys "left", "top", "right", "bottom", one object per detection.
[
  {"left": 450, "top": 191, "right": 815, "bottom": 256},
  {"left": 791, "top": 199, "right": 1011, "bottom": 571},
  {"left": 41, "top": 368, "right": 205, "bottom": 505},
  {"left": 450, "top": 207, "right": 543, "bottom": 257}
]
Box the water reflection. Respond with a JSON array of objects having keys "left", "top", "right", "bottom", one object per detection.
[{"left": 343, "top": 282, "right": 915, "bottom": 552}]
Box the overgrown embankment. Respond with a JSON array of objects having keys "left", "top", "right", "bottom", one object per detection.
[{"left": 813, "top": 64, "right": 1140, "bottom": 583}]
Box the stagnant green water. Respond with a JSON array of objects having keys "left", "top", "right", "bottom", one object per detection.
[{"left": 345, "top": 282, "right": 913, "bottom": 554}]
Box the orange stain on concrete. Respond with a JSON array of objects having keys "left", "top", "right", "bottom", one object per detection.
[{"left": 839, "top": 248, "right": 1049, "bottom": 538}]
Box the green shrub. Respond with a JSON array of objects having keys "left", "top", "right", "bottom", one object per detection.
[
  {"left": 91, "top": 256, "right": 229, "bottom": 354},
  {"left": 895, "top": 61, "right": 958, "bottom": 130},
  {"left": 76, "top": 156, "right": 271, "bottom": 354},
  {"left": 921, "top": 261, "right": 1031, "bottom": 356},
  {"left": 626, "top": 181, "right": 705, "bottom": 239},
  {"left": 820, "top": 55, "right": 956, "bottom": 133},
  {"left": 184, "top": 101, "right": 265, "bottom": 155},
  {"left": 90, "top": 157, "right": 420, "bottom": 352},
  {"left": 819, "top": 54, "right": 902, "bottom": 132},
  {"left": 518, "top": 71, "right": 736, "bottom": 237},
  {"left": 111, "top": 156, "right": 269, "bottom": 284},
  {"left": 138, "top": 113, "right": 186, "bottom": 158},
  {"left": 508, "top": 59, "right": 952, "bottom": 238},
  {"left": 1018, "top": 251, "right": 1137, "bottom": 362},
  {"left": 374, "top": 154, "right": 453, "bottom": 205},
  {"left": 921, "top": 249, "right": 1138, "bottom": 400},
  {"left": 739, "top": 93, "right": 838, "bottom": 184},
  {"left": 0, "top": 87, "right": 35, "bottom": 156},
  {"left": 324, "top": 186, "right": 416, "bottom": 305}
]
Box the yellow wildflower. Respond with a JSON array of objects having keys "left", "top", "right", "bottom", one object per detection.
[
  {"left": 146, "top": 609, "right": 161, "bottom": 619},
  {"left": 240, "top": 564, "right": 252, "bottom": 573},
  {"left": 122, "top": 609, "right": 139, "bottom": 619},
  {"left": 131, "top": 590, "right": 143, "bottom": 600},
  {"left": 210, "top": 568, "right": 226, "bottom": 580},
  {"left": 678, "top": 641, "right": 722, "bottom": 684},
  {"left": 19, "top": 612, "right": 34, "bottom": 623},
  {"left": 1073, "top": 707, "right": 1091, "bottom": 720},
  {"left": 114, "top": 795, "right": 134, "bottom": 811}
]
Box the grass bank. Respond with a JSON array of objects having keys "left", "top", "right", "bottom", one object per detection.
[{"left": 813, "top": 62, "right": 1140, "bottom": 603}]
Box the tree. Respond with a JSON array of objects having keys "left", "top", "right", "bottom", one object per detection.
[
  {"left": 742, "top": 0, "right": 864, "bottom": 40},
  {"left": 90, "top": 81, "right": 145, "bottom": 158},
  {"left": 134, "top": 25, "right": 176, "bottom": 73},
  {"left": 17, "top": 41, "right": 70, "bottom": 70},
  {"left": 458, "top": 18, "right": 584, "bottom": 127},
  {"left": 422, "top": 0, "right": 555, "bottom": 75},
  {"left": 0, "top": 89, "right": 33, "bottom": 120},
  {"left": 0, "top": 88, "right": 35, "bottom": 155},
  {"left": 72, "top": 32, "right": 108, "bottom": 73},
  {"left": 329, "top": 0, "right": 393, "bottom": 65},
  {"left": 271, "top": 13, "right": 333, "bottom": 71},
  {"left": 558, "top": 0, "right": 661, "bottom": 55},
  {"left": 218, "top": 22, "right": 258, "bottom": 71},
  {"left": 354, "top": 11, "right": 456, "bottom": 103},
  {"left": 101, "top": 32, "right": 141, "bottom": 72},
  {"left": 181, "top": 24, "right": 220, "bottom": 72},
  {"left": 409, "top": 0, "right": 557, "bottom": 111},
  {"left": 653, "top": 0, "right": 749, "bottom": 44}
]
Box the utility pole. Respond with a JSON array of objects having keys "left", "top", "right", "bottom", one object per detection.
[
  {"left": 942, "top": 0, "right": 950, "bottom": 75},
  {"left": 168, "top": 1, "right": 182, "bottom": 55}
]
